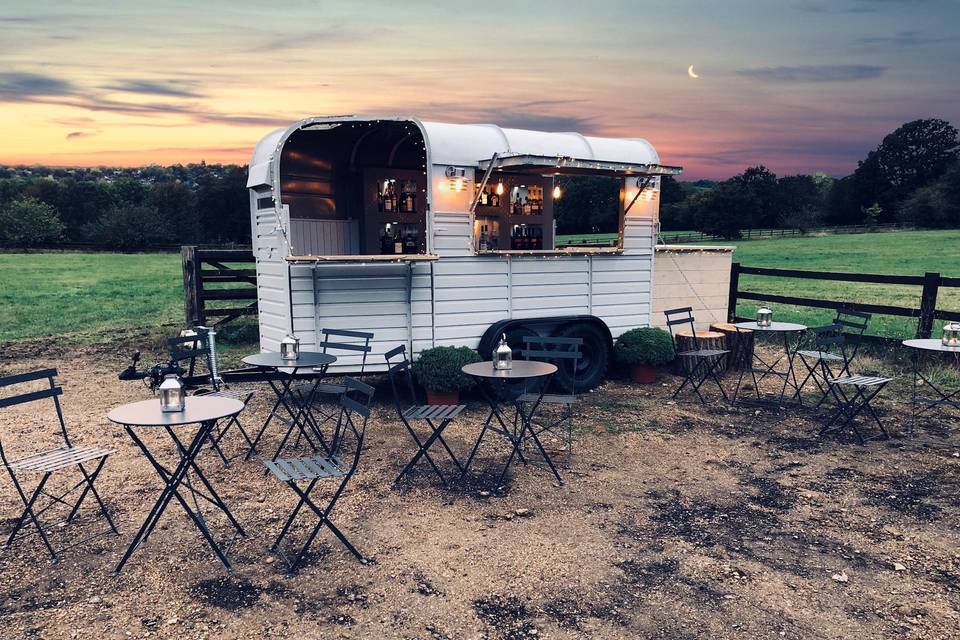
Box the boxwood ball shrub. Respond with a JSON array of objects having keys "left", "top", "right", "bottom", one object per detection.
[
  {"left": 614, "top": 327, "right": 675, "bottom": 367},
  {"left": 412, "top": 346, "right": 482, "bottom": 393}
]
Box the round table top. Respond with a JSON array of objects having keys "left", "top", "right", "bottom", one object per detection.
[
  {"left": 902, "top": 338, "right": 960, "bottom": 353},
  {"left": 733, "top": 321, "right": 807, "bottom": 332},
  {"left": 462, "top": 360, "right": 558, "bottom": 380},
  {"left": 242, "top": 351, "right": 336, "bottom": 369},
  {"left": 108, "top": 396, "right": 245, "bottom": 427}
]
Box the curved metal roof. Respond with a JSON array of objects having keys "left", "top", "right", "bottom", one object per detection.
[{"left": 247, "top": 115, "right": 666, "bottom": 187}]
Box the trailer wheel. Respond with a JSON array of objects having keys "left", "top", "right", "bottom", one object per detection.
[{"left": 556, "top": 322, "right": 609, "bottom": 392}]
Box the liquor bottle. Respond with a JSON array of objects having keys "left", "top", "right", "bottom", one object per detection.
[
  {"left": 386, "top": 181, "right": 396, "bottom": 213},
  {"left": 393, "top": 226, "right": 403, "bottom": 254},
  {"left": 522, "top": 198, "right": 531, "bottom": 215},
  {"left": 404, "top": 228, "right": 416, "bottom": 254},
  {"left": 380, "top": 225, "right": 389, "bottom": 254},
  {"left": 490, "top": 189, "right": 500, "bottom": 208},
  {"left": 479, "top": 225, "right": 489, "bottom": 251},
  {"left": 406, "top": 186, "right": 416, "bottom": 213},
  {"left": 534, "top": 226, "right": 542, "bottom": 249},
  {"left": 377, "top": 183, "right": 384, "bottom": 213}
]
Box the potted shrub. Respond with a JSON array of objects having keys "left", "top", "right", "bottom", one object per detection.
[
  {"left": 412, "top": 346, "right": 482, "bottom": 404},
  {"left": 614, "top": 327, "right": 675, "bottom": 384}
]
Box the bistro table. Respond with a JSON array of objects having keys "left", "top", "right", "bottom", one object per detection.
[
  {"left": 242, "top": 351, "right": 337, "bottom": 462},
  {"left": 732, "top": 321, "right": 808, "bottom": 409},
  {"left": 902, "top": 338, "right": 960, "bottom": 434},
  {"left": 108, "top": 395, "right": 246, "bottom": 575},
  {"left": 460, "top": 360, "right": 561, "bottom": 486}
]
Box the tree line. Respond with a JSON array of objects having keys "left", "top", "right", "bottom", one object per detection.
[
  {"left": 555, "top": 118, "right": 960, "bottom": 239},
  {"left": 0, "top": 163, "right": 249, "bottom": 248},
  {"left": 1, "top": 118, "right": 957, "bottom": 248}
]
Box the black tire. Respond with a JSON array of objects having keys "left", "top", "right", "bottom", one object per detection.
[{"left": 556, "top": 322, "right": 610, "bottom": 392}]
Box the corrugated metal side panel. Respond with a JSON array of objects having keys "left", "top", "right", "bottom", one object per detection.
[
  {"left": 509, "top": 256, "right": 591, "bottom": 319},
  {"left": 287, "top": 262, "right": 434, "bottom": 373},
  {"left": 252, "top": 196, "right": 290, "bottom": 351},
  {"left": 590, "top": 254, "right": 652, "bottom": 337},
  {"left": 432, "top": 257, "right": 509, "bottom": 346},
  {"left": 621, "top": 217, "right": 655, "bottom": 256},
  {"left": 432, "top": 211, "right": 473, "bottom": 256},
  {"left": 289, "top": 218, "right": 360, "bottom": 256}
]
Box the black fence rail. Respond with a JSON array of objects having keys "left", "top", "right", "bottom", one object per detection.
[
  {"left": 181, "top": 246, "right": 257, "bottom": 327},
  {"left": 728, "top": 262, "right": 960, "bottom": 342}
]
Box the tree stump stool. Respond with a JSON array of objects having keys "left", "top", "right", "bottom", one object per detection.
[
  {"left": 674, "top": 329, "right": 727, "bottom": 376},
  {"left": 710, "top": 322, "right": 754, "bottom": 371}
]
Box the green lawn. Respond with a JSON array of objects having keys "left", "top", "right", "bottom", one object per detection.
[
  {"left": 0, "top": 252, "right": 184, "bottom": 343},
  {"left": 721, "top": 229, "right": 960, "bottom": 339},
  {"left": 2, "top": 229, "right": 959, "bottom": 345}
]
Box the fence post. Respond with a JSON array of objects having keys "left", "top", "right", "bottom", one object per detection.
[
  {"left": 727, "top": 262, "right": 741, "bottom": 323},
  {"left": 181, "top": 246, "right": 204, "bottom": 328},
  {"left": 917, "top": 271, "right": 941, "bottom": 338}
]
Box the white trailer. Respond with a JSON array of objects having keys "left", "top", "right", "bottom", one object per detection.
[{"left": 247, "top": 115, "right": 681, "bottom": 390}]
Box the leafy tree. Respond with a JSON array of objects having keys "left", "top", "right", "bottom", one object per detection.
[
  {"left": 83, "top": 204, "right": 171, "bottom": 250},
  {"left": 659, "top": 175, "right": 685, "bottom": 205},
  {"left": 147, "top": 180, "right": 199, "bottom": 243},
  {"left": 731, "top": 165, "right": 779, "bottom": 228},
  {"left": 553, "top": 175, "right": 620, "bottom": 235},
  {"left": 775, "top": 174, "right": 825, "bottom": 229},
  {"left": 0, "top": 198, "right": 65, "bottom": 246},
  {"left": 691, "top": 181, "right": 759, "bottom": 238},
  {"left": 897, "top": 161, "right": 960, "bottom": 227},
  {"left": 874, "top": 119, "right": 959, "bottom": 198}
]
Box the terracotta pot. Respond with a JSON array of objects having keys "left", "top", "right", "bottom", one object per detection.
[
  {"left": 426, "top": 389, "right": 460, "bottom": 405},
  {"left": 630, "top": 364, "right": 657, "bottom": 384}
]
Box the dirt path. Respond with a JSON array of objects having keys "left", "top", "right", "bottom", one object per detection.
[{"left": 1, "top": 343, "right": 959, "bottom": 639}]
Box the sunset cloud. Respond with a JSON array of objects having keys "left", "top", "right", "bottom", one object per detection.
[{"left": 736, "top": 65, "right": 887, "bottom": 83}]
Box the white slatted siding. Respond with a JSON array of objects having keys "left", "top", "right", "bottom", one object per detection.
[
  {"left": 432, "top": 212, "right": 473, "bottom": 256},
  {"left": 289, "top": 219, "right": 360, "bottom": 256},
  {"left": 253, "top": 197, "right": 291, "bottom": 351}
]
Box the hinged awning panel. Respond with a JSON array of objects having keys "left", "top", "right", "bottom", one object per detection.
[{"left": 477, "top": 154, "right": 683, "bottom": 177}]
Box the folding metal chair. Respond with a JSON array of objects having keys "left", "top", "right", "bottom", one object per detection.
[
  {"left": 168, "top": 327, "right": 254, "bottom": 465},
  {"left": 794, "top": 324, "right": 847, "bottom": 406},
  {"left": 518, "top": 336, "right": 582, "bottom": 464},
  {"left": 1, "top": 369, "right": 118, "bottom": 561},
  {"left": 663, "top": 307, "right": 729, "bottom": 403},
  {"left": 821, "top": 374, "right": 893, "bottom": 444},
  {"left": 263, "top": 377, "right": 374, "bottom": 572},
  {"left": 384, "top": 345, "right": 466, "bottom": 487},
  {"left": 290, "top": 329, "right": 374, "bottom": 449}
]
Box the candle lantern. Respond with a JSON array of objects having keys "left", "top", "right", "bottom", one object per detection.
[
  {"left": 280, "top": 334, "right": 300, "bottom": 361},
  {"left": 494, "top": 334, "right": 513, "bottom": 370},
  {"left": 756, "top": 307, "right": 773, "bottom": 328},
  {"left": 942, "top": 322, "right": 960, "bottom": 347},
  {"left": 159, "top": 375, "right": 185, "bottom": 413}
]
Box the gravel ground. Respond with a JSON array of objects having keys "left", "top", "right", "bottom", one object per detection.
[{"left": 1, "top": 339, "right": 959, "bottom": 640}]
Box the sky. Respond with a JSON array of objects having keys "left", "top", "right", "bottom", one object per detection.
[{"left": 1, "top": 0, "right": 958, "bottom": 179}]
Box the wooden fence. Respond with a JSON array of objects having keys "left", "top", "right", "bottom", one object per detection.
[
  {"left": 181, "top": 246, "right": 257, "bottom": 327},
  {"left": 728, "top": 262, "right": 960, "bottom": 342}
]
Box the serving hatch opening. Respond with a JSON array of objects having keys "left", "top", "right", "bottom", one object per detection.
[{"left": 277, "top": 118, "right": 430, "bottom": 259}]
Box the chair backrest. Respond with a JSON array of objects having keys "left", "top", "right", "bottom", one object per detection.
[
  {"left": 320, "top": 329, "right": 374, "bottom": 377},
  {"left": 834, "top": 309, "right": 871, "bottom": 336},
  {"left": 807, "top": 323, "right": 850, "bottom": 373},
  {"left": 663, "top": 307, "right": 700, "bottom": 350},
  {"left": 0, "top": 369, "right": 70, "bottom": 463},
  {"left": 333, "top": 377, "right": 375, "bottom": 473},
  {"left": 521, "top": 336, "right": 584, "bottom": 393},
  {"left": 167, "top": 329, "right": 220, "bottom": 391},
  {"left": 384, "top": 345, "right": 419, "bottom": 412}
]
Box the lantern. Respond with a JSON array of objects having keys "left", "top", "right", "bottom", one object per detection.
[
  {"left": 942, "top": 322, "right": 960, "bottom": 347},
  {"left": 494, "top": 334, "right": 513, "bottom": 370},
  {"left": 756, "top": 307, "right": 773, "bottom": 328},
  {"left": 159, "top": 375, "right": 185, "bottom": 413},
  {"left": 281, "top": 334, "right": 300, "bottom": 361}
]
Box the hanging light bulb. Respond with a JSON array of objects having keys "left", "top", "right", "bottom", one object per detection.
[
  {"left": 496, "top": 179, "right": 504, "bottom": 195},
  {"left": 552, "top": 184, "right": 562, "bottom": 199}
]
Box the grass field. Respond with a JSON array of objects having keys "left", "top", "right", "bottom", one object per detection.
[{"left": 2, "top": 229, "right": 959, "bottom": 344}]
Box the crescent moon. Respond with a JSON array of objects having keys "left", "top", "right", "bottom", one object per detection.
[{"left": 688, "top": 65, "right": 699, "bottom": 79}]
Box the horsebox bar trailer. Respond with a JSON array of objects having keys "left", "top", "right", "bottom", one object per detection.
[{"left": 247, "top": 115, "right": 682, "bottom": 390}]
